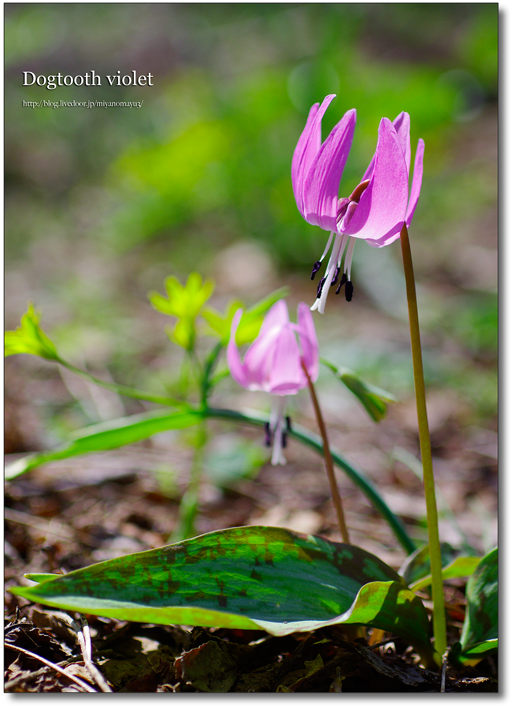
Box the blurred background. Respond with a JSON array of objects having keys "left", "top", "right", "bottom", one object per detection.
[{"left": 5, "top": 3, "right": 497, "bottom": 560}]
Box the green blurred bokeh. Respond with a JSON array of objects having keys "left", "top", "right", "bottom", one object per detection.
[{"left": 5, "top": 3, "right": 497, "bottom": 437}]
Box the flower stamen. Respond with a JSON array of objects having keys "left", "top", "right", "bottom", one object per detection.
[
  {"left": 310, "top": 261, "right": 322, "bottom": 280},
  {"left": 311, "top": 232, "right": 348, "bottom": 313},
  {"left": 335, "top": 273, "right": 347, "bottom": 295},
  {"left": 310, "top": 232, "right": 335, "bottom": 280}
]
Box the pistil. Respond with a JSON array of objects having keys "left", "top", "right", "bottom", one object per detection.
[{"left": 269, "top": 397, "right": 288, "bottom": 465}]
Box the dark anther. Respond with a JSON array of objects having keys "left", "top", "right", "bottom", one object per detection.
[
  {"left": 316, "top": 277, "right": 326, "bottom": 298},
  {"left": 335, "top": 273, "right": 348, "bottom": 295},
  {"left": 285, "top": 416, "right": 292, "bottom": 432},
  {"left": 310, "top": 261, "right": 322, "bottom": 280},
  {"left": 264, "top": 422, "right": 272, "bottom": 447},
  {"left": 345, "top": 280, "right": 354, "bottom": 302},
  {"left": 331, "top": 265, "right": 340, "bottom": 286},
  {"left": 282, "top": 432, "right": 288, "bottom": 449}
]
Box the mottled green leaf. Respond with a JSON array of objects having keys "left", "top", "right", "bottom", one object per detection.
[
  {"left": 5, "top": 303, "right": 59, "bottom": 361},
  {"left": 458, "top": 547, "right": 498, "bottom": 663},
  {"left": 9, "top": 526, "right": 435, "bottom": 667},
  {"left": 321, "top": 359, "right": 395, "bottom": 422},
  {"left": 5, "top": 407, "right": 201, "bottom": 480}
]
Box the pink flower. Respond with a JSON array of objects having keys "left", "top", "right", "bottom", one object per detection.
[
  {"left": 292, "top": 94, "right": 425, "bottom": 313},
  {"left": 227, "top": 300, "right": 318, "bottom": 464}
]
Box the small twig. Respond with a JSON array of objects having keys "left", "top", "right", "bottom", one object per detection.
[
  {"left": 5, "top": 507, "right": 72, "bottom": 541},
  {"left": 301, "top": 358, "right": 350, "bottom": 544},
  {"left": 4, "top": 643, "right": 97, "bottom": 692},
  {"left": 72, "top": 616, "right": 113, "bottom": 692}
]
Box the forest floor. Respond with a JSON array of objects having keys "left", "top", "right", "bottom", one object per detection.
[{"left": 5, "top": 360, "right": 498, "bottom": 692}]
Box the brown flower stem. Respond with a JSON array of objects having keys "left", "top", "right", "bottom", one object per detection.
[
  {"left": 400, "top": 222, "right": 447, "bottom": 663},
  {"left": 301, "top": 358, "right": 350, "bottom": 544}
]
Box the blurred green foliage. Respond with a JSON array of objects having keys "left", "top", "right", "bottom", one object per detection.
[
  {"left": 149, "top": 273, "right": 215, "bottom": 351},
  {"left": 5, "top": 3, "right": 497, "bottom": 262},
  {"left": 4, "top": 302, "right": 59, "bottom": 361},
  {"left": 5, "top": 3, "right": 497, "bottom": 428}
]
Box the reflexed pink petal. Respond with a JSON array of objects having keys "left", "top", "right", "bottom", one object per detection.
[
  {"left": 259, "top": 299, "right": 289, "bottom": 335},
  {"left": 242, "top": 325, "right": 279, "bottom": 389},
  {"left": 361, "top": 151, "right": 376, "bottom": 183},
  {"left": 361, "top": 112, "right": 409, "bottom": 184},
  {"left": 365, "top": 134, "right": 424, "bottom": 247},
  {"left": 364, "top": 221, "right": 403, "bottom": 248},
  {"left": 340, "top": 118, "right": 408, "bottom": 241},
  {"left": 291, "top": 102, "right": 319, "bottom": 214},
  {"left": 226, "top": 300, "right": 317, "bottom": 394},
  {"left": 303, "top": 108, "right": 356, "bottom": 232},
  {"left": 228, "top": 309, "right": 280, "bottom": 391},
  {"left": 292, "top": 94, "right": 336, "bottom": 216},
  {"left": 295, "top": 302, "right": 319, "bottom": 382},
  {"left": 392, "top": 112, "right": 411, "bottom": 174},
  {"left": 267, "top": 325, "right": 306, "bottom": 394},
  {"left": 227, "top": 309, "right": 251, "bottom": 389},
  {"left": 406, "top": 138, "right": 425, "bottom": 226}
]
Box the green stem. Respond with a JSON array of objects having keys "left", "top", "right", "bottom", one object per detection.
[
  {"left": 400, "top": 223, "right": 446, "bottom": 662},
  {"left": 171, "top": 418, "right": 208, "bottom": 542},
  {"left": 200, "top": 341, "right": 223, "bottom": 409},
  {"left": 205, "top": 406, "right": 416, "bottom": 555},
  {"left": 58, "top": 358, "right": 183, "bottom": 407}
]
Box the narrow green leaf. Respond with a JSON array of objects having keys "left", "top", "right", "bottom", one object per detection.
[
  {"left": 6, "top": 408, "right": 201, "bottom": 480},
  {"left": 9, "top": 526, "right": 435, "bottom": 667},
  {"left": 244, "top": 287, "right": 290, "bottom": 318},
  {"left": 58, "top": 360, "right": 184, "bottom": 407},
  {"left": 459, "top": 638, "right": 498, "bottom": 659},
  {"left": 6, "top": 402, "right": 416, "bottom": 557},
  {"left": 459, "top": 547, "right": 498, "bottom": 662},
  {"left": 24, "top": 573, "right": 63, "bottom": 584},
  {"left": 321, "top": 359, "right": 395, "bottom": 422},
  {"left": 399, "top": 542, "right": 461, "bottom": 585},
  {"left": 410, "top": 556, "right": 482, "bottom": 592}
]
